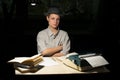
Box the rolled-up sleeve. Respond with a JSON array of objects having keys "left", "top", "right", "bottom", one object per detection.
[
  {"left": 60, "top": 32, "right": 70, "bottom": 55},
  {"left": 37, "top": 32, "right": 47, "bottom": 54}
]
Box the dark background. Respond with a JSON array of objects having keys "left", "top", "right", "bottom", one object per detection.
[{"left": 0, "top": 0, "right": 118, "bottom": 80}]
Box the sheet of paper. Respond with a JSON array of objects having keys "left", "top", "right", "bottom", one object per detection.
[
  {"left": 39, "top": 57, "right": 59, "bottom": 66},
  {"left": 83, "top": 55, "right": 109, "bottom": 68}
]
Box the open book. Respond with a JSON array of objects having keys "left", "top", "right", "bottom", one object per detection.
[
  {"left": 62, "top": 52, "right": 109, "bottom": 71},
  {"left": 8, "top": 54, "right": 44, "bottom": 73}
]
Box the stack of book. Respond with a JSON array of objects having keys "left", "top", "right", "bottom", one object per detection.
[{"left": 8, "top": 54, "right": 44, "bottom": 73}]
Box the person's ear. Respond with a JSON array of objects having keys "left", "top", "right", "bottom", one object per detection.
[{"left": 46, "top": 16, "right": 49, "bottom": 21}]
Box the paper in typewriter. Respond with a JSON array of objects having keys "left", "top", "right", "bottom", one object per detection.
[{"left": 83, "top": 55, "right": 109, "bottom": 68}]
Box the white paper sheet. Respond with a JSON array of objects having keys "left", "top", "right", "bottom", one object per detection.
[
  {"left": 83, "top": 55, "right": 109, "bottom": 68},
  {"left": 39, "top": 57, "right": 59, "bottom": 66}
]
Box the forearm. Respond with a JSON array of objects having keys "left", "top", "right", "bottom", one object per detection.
[
  {"left": 52, "top": 52, "right": 64, "bottom": 57},
  {"left": 41, "top": 46, "right": 63, "bottom": 56}
]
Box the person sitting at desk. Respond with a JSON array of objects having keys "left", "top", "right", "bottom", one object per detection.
[{"left": 36, "top": 7, "right": 71, "bottom": 57}]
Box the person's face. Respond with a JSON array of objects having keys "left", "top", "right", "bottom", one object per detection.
[{"left": 47, "top": 13, "right": 60, "bottom": 29}]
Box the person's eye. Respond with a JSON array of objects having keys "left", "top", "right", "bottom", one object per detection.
[
  {"left": 57, "top": 18, "right": 60, "bottom": 21},
  {"left": 51, "top": 18, "right": 55, "bottom": 20}
]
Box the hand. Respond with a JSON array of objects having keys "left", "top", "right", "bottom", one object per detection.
[
  {"left": 58, "top": 45, "right": 63, "bottom": 51},
  {"left": 59, "top": 43, "right": 63, "bottom": 46},
  {"left": 58, "top": 42, "right": 63, "bottom": 46}
]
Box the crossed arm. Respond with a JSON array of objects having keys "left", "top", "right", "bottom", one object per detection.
[{"left": 41, "top": 45, "right": 64, "bottom": 57}]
